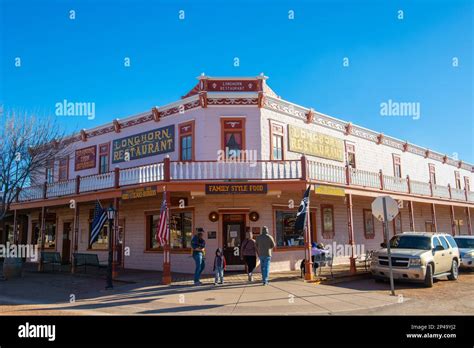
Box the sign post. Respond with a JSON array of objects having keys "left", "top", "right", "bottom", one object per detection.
[{"left": 372, "top": 196, "right": 399, "bottom": 296}]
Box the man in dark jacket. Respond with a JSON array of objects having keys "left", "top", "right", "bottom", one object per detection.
[{"left": 191, "top": 229, "right": 206, "bottom": 285}]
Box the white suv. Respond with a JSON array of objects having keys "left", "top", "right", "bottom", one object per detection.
[{"left": 371, "top": 232, "right": 460, "bottom": 287}]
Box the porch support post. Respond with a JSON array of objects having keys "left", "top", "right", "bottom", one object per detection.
[
  {"left": 162, "top": 190, "right": 172, "bottom": 285},
  {"left": 466, "top": 207, "right": 472, "bottom": 235},
  {"left": 112, "top": 197, "right": 120, "bottom": 278},
  {"left": 304, "top": 187, "right": 314, "bottom": 281},
  {"left": 71, "top": 204, "right": 80, "bottom": 273},
  {"left": 346, "top": 193, "right": 356, "bottom": 274},
  {"left": 431, "top": 203, "right": 438, "bottom": 232},
  {"left": 450, "top": 205, "right": 456, "bottom": 236},
  {"left": 38, "top": 206, "right": 46, "bottom": 272},
  {"left": 408, "top": 201, "right": 415, "bottom": 231}
]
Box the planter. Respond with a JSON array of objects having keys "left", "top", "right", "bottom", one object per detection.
[{"left": 3, "top": 257, "right": 24, "bottom": 279}]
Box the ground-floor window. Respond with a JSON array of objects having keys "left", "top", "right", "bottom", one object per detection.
[
  {"left": 275, "top": 210, "right": 303, "bottom": 247},
  {"left": 89, "top": 224, "right": 109, "bottom": 250},
  {"left": 454, "top": 219, "right": 464, "bottom": 235},
  {"left": 147, "top": 210, "right": 193, "bottom": 250},
  {"left": 31, "top": 221, "right": 56, "bottom": 248},
  {"left": 321, "top": 205, "right": 335, "bottom": 239}
]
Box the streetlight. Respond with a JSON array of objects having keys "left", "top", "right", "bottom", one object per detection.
[{"left": 105, "top": 205, "right": 116, "bottom": 290}]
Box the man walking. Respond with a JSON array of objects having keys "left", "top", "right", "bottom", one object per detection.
[
  {"left": 191, "top": 228, "right": 206, "bottom": 285},
  {"left": 255, "top": 226, "right": 275, "bottom": 286}
]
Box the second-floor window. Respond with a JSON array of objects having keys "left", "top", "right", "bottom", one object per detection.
[
  {"left": 179, "top": 121, "right": 194, "bottom": 161},
  {"left": 58, "top": 157, "right": 69, "bottom": 181},
  {"left": 46, "top": 161, "right": 54, "bottom": 184},
  {"left": 345, "top": 142, "right": 356, "bottom": 168},
  {"left": 428, "top": 164, "right": 436, "bottom": 185},
  {"left": 221, "top": 118, "right": 245, "bottom": 160},
  {"left": 99, "top": 143, "right": 110, "bottom": 174},
  {"left": 393, "top": 154, "right": 402, "bottom": 178},
  {"left": 465, "top": 177, "right": 471, "bottom": 191},
  {"left": 454, "top": 171, "right": 461, "bottom": 189},
  {"left": 270, "top": 122, "right": 284, "bottom": 160}
]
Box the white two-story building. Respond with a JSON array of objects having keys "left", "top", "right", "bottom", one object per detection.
[{"left": 6, "top": 74, "right": 474, "bottom": 275}]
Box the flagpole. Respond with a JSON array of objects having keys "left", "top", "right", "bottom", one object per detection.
[
  {"left": 304, "top": 185, "right": 314, "bottom": 281},
  {"left": 162, "top": 187, "right": 172, "bottom": 285}
]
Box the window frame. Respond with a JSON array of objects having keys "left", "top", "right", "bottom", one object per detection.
[
  {"left": 428, "top": 163, "right": 436, "bottom": 185},
  {"left": 45, "top": 160, "right": 55, "bottom": 184},
  {"left": 320, "top": 204, "right": 335, "bottom": 239},
  {"left": 269, "top": 121, "right": 285, "bottom": 161},
  {"left": 144, "top": 207, "right": 194, "bottom": 253},
  {"left": 220, "top": 118, "right": 246, "bottom": 161},
  {"left": 98, "top": 142, "right": 110, "bottom": 174},
  {"left": 58, "top": 156, "right": 69, "bottom": 182},
  {"left": 392, "top": 154, "right": 402, "bottom": 178},
  {"left": 363, "top": 209, "right": 375, "bottom": 239},
  {"left": 178, "top": 120, "right": 195, "bottom": 162},
  {"left": 345, "top": 141, "right": 356, "bottom": 168},
  {"left": 272, "top": 205, "right": 317, "bottom": 250}
]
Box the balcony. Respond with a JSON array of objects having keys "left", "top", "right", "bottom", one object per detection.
[{"left": 10, "top": 157, "right": 474, "bottom": 204}]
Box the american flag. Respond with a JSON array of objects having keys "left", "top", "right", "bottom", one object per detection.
[
  {"left": 156, "top": 192, "right": 169, "bottom": 246},
  {"left": 90, "top": 200, "right": 107, "bottom": 246}
]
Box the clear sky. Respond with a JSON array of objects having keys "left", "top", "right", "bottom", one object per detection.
[{"left": 1, "top": 0, "right": 473, "bottom": 162}]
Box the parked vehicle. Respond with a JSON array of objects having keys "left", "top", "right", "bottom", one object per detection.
[
  {"left": 370, "top": 232, "right": 460, "bottom": 287},
  {"left": 453, "top": 236, "right": 474, "bottom": 270}
]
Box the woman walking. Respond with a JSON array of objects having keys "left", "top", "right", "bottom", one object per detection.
[{"left": 241, "top": 231, "right": 257, "bottom": 282}]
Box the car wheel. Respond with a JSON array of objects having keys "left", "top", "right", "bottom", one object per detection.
[
  {"left": 424, "top": 264, "right": 433, "bottom": 288},
  {"left": 447, "top": 260, "right": 459, "bottom": 281}
]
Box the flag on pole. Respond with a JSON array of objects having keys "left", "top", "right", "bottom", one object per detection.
[
  {"left": 156, "top": 192, "right": 169, "bottom": 246},
  {"left": 295, "top": 186, "right": 311, "bottom": 233},
  {"left": 90, "top": 200, "right": 107, "bottom": 246}
]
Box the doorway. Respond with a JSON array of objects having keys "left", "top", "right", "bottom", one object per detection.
[
  {"left": 222, "top": 214, "right": 246, "bottom": 267},
  {"left": 62, "top": 222, "right": 72, "bottom": 264}
]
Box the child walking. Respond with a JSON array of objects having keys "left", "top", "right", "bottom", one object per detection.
[{"left": 213, "top": 248, "right": 226, "bottom": 285}]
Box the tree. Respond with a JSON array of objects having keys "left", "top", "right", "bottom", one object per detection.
[{"left": 0, "top": 111, "right": 71, "bottom": 221}]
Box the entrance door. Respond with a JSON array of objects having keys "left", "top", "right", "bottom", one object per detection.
[
  {"left": 223, "top": 214, "right": 246, "bottom": 267},
  {"left": 62, "top": 222, "right": 72, "bottom": 264}
]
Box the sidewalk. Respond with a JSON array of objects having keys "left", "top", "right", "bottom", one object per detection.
[{"left": 0, "top": 263, "right": 402, "bottom": 315}]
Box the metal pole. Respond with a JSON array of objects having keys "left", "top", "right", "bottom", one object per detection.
[
  {"left": 106, "top": 215, "right": 114, "bottom": 290},
  {"left": 383, "top": 197, "right": 395, "bottom": 296},
  {"left": 304, "top": 188, "right": 313, "bottom": 281}
]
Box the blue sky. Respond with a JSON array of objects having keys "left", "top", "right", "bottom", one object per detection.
[{"left": 1, "top": 0, "right": 473, "bottom": 162}]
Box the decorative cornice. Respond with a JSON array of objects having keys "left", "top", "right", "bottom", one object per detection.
[{"left": 208, "top": 98, "right": 258, "bottom": 106}]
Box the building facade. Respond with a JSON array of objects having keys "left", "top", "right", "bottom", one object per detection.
[{"left": 6, "top": 75, "right": 474, "bottom": 275}]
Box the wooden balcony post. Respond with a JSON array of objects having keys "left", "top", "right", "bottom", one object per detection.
[
  {"left": 466, "top": 207, "right": 472, "bottom": 235},
  {"left": 346, "top": 193, "right": 356, "bottom": 274},
  {"left": 114, "top": 167, "right": 120, "bottom": 189},
  {"left": 406, "top": 175, "right": 411, "bottom": 194},
  {"left": 164, "top": 156, "right": 171, "bottom": 182},
  {"left": 465, "top": 187, "right": 469, "bottom": 202},
  {"left": 43, "top": 181, "right": 47, "bottom": 199},
  {"left": 345, "top": 164, "right": 351, "bottom": 185},
  {"left": 379, "top": 169, "right": 384, "bottom": 190},
  {"left": 15, "top": 187, "right": 20, "bottom": 203},
  {"left": 448, "top": 184, "right": 452, "bottom": 199},
  {"left": 71, "top": 203, "right": 80, "bottom": 274},
  {"left": 450, "top": 205, "right": 456, "bottom": 236},
  {"left": 75, "top": 175, "right": 81, "bottom": 194},
  {"left": 431, "top": 203, "right": 438, "bottom": 232},
  {"left": 429, "top": 181, "right": 434, "bottom": 197},
  {"left": 300, "top": 155, "right": 307, "bottom": 181},
  {"left": 408, "top": 200, "right": 415, "bottom": 232}
]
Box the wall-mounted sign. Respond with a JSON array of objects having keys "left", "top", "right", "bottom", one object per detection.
[
  {"left": 314, "top": 185, "right": 345, "bottom": 197},
  {"left": 205, "top": 183, "right": 267, "bottom": 194},
  {"left": 121, "top": 186, "right": 158, "bottom": 200},
  {"left": 288, "top": 125, "right": 344, "bottom": 162},
  {"left": 75, "top": 145, "right": 97, "bottom": 171},
  {"left": 112, "top": 125, "right": 175, "bottom": 163},
  {"left": 207, "top": 231, "right": 217, "bottom": 239},
  {"left": 207, "top": 80, "right": 260, "bottom": 92}
]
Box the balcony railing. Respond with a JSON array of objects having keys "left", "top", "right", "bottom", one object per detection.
[{"left": 11, "top": 156, "right": 474, "bottom": 204}]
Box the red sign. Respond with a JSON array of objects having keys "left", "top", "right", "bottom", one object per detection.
[
  {"left": 207, "top": 80, "right": 260, "bottom": 92},
  {"left": 75, "top": 145, "right": 96, "bottom": 171}
]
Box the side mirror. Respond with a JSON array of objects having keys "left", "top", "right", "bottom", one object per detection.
[
  {"left": 380, "top": 242, "right": 387, "bottom": 248},
  {"left": 434, "top": 245, "right": 444, "bottom": 251}
]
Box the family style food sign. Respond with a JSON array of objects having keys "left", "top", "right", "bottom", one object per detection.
[
  {"left": 205, "top": 183, "right": 268, "bottom": 194},
  {"left": 112, "top": 125, "right": 175, "bottom": 163},
  {"left": 288, "top": 125, "right": 344, "bottom": 162},
  {"left": 75, "top": 145, "right": 96, "bottom": 171}
]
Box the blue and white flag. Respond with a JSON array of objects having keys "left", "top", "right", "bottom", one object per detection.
[
  {"left": 295, "top": 186, "right": 311, "bottom": 232},
  {"left": 90, "top": 200, "right": 107, "bottom": 246}
]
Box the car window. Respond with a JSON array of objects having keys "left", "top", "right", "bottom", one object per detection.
[
  {"left": 389, "top": 235, "right": 431, "bottom": 250},
  {"left": 439, "top": 236, "right": 450, "bottom": 250},
  {"left": 453, "top": 238, "right": 474, "bottom": 249},
  {"left": 432, "top": 237, "right": 442, "bottom": 249},
  {"left": 445, "top": 235, "right": 458, "bottom": 248}
]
